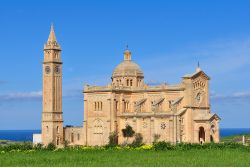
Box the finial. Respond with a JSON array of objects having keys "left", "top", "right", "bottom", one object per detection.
[
  {"left": 126, "top": 44, "right": 129, "bottom": 50},
  {"left": 50, "top": 22, "right": 54, "bottom": 31},
  {"left": 196, "top": 61, "right": 201, "bottom": 72}
]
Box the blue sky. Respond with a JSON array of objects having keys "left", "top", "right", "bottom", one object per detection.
[{"left": 0, "top": 0, "right": 250, "bottom": 129}]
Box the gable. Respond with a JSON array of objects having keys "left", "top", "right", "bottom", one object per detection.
[{"left": 191, "top": 71, "right": 210, "bottom": 80}]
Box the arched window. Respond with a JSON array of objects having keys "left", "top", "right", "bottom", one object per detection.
[
  {"left": 71, "top": 133, "right": 74, "bottom": 143},
  {"left": 130, "top": 80, "right": 133, "bottom": 86},
  {"left": 97, "top": 102, "right": 100, "bottom": 111},
  {"left": 116, "top": 101, "right": 119, "bottom": 111},
  {"left": 46, "top": 126, "right": 49, "bottom": 133},
  {"left": 124, "top": 101, "right": 129, "bottom": 111},
  {"left": 56, "top": 137, "right": 59, "bottom": 145},
  {"left": 56, "top": 126, "right": 59, "bottom": 133},
  {"left": 127, "top": 79, "right": 129, "bottom": 86},
  {"left": 199, "top": 127, "right": 205, "bottom": 144}
]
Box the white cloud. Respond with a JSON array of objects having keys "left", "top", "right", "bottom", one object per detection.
[
  {"left": 210, "top": 91, "right": 250, "bottom": 100},
  {"left": 0, "top": 91, "right": 42, "bottom": 101},
  {"left": 0, "top": 89, "right": 83, "bottom": 102},
  {"left": 141, "top": 37, "right": 250, "bottom": 80}
]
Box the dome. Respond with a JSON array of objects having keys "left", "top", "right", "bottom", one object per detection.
[
  {"left": 112, "top": 60, "right": 144, "bottom": 78},
  {"left": 112, "top": 49, "right": 144, "bottom": 78}
]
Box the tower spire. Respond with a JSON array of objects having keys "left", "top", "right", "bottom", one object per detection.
[
  {"left": 44, "top": 24, "right": 61, "bottom": 50},
  {"left": 47, "top": 23, "right": 57, "bottom": 43}
]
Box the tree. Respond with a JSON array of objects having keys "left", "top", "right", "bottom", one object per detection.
[
  {"left": 108, "top": 131, "right": 118, "bottom": 146},
  {"left": 131, "top": 133, "right": 143, "bottom": 147},
  {"left": 122, "top": 125, "right": 135, "bottom": 144}
]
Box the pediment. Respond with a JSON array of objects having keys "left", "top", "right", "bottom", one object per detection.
[{"left": 209, "top": 114, "right": 221, "bottom": 121}]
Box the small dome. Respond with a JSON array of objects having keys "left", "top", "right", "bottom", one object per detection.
[{"left": 112, "top": 60, "right": 144, "bottom": 78}]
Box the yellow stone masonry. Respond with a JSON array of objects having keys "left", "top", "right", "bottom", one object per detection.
[{"left": 41, "top": 26, "right": 220, "bottom": 146}]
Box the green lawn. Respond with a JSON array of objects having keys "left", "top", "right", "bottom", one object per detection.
[{"left": 0, "top": 149, "right": 250, "bottom": 167}]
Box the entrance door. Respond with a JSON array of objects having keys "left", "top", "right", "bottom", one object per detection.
[
  {"left": 93, "top": 119, "right": 104, "bottom": 146},
  {"left": 199, "top": 127, "right": 205, "bottom": 144}
]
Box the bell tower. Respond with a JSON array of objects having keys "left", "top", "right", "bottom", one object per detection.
[{"left": 41, "top": 24, "right": 63, "bottom": 146}]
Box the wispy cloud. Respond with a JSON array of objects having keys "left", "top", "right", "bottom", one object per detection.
[
  {"left": 0, "top": 89, "right": 83, "bottom": 102},
  {"left": 0, "top": 91, "right": 42, "bottom": 101},
  {"left": 63, "top": 89, "right": 82, "bottom": 99},
  {"left": 210, "top": 91, "right": 250, "bottom": 101},
  {"left": 141, "top": 37, "right": 250, "bottom": 81}
]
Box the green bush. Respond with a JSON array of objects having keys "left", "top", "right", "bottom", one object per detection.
[
  {"left": 63, "top": 140, "right": 69, "bottom": 148},
  {"left": 153, "top": 141, "right": 174, "bottom": 151},
  {"left": 46, "top": 143, "right": 56, "bottom": 150},
  {"left": 107, "top": 132, "right": 118, "bottom": 147},
  {"left": 0, "top": 140, "right": 250, "bottom": 153},
  {"left": 0, "top": 142, "right": 33, "bottom": 152},
  {"left": 130, "top": 133, "right": 143, "bottom": 147},
  {"left": 34, "top": 143, "right": 43, "bottom": 150}
]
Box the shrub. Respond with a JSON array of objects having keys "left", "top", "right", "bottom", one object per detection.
[
  {"left": 46, "top": 142, "right": 56, "bottom": 150},
  {"left": 0, "top": 142, "right": 33, "bottom": 152},
  {"left": 108, "top": 131, "right": 118, "bottom": 147},
  {"left": 64, "top": 140, "right": 69, "bottom": 148},
  {"left": 153, "top": 141, "right": 174, "bottom": 151},
  {"left": 131, "top": 133, "right": 143, "bottom": 147},
  {"left": 22, "top": 142, "right": 33, "bottom": 150},
  {"left": 34, "top": 143, "right": 43, "bottom": 150}
]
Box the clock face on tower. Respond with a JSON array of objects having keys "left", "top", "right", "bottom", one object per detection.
[
  {"left": 54, "top": 66, "right": 60, "bottom": 74},
  {"left": 45, "top": 66, "right": 51, "bottom": 74}
]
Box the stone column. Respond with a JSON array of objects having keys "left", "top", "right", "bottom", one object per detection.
[
  {"left": 83, "top": 99, "right": 88, "bottom": 145},
  {"left": 176, "top": 116, "right": 181, "bottom": 143},
  {"left": 169, "top": 119, "right": 173, "bottom": 144},
  {"left": 150, "top": 117, "right": 155, "bottom": 143}
]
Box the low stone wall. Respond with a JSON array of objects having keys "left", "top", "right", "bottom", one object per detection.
[{"left": 64, "top": 127, "right": 83, "bottom": 145}]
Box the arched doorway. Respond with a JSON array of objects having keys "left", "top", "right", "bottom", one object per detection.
[
  {"left": 210, "top": 135, "right": 214, "bottom": 142},
  {"left": 199, "top": 127, "right": 205, "bottom": 144},
  {"left": 210, "top": 124, "right": 215, "bottom": 142}
]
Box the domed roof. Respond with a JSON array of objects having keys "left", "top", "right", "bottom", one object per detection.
[{"left": 112, "top": 49, "right": 144, "bottom": 78}]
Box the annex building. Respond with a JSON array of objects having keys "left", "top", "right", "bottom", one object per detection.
[{"left": 38, "top": 26, "right": 220, "bottom": 147}]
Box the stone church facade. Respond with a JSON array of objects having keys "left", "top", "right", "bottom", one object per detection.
[{"left": 40, "top": 26, "right": 220, "bottom": 147}]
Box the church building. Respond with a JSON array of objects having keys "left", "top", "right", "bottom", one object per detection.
[{"left": 40, "top": 26, "right": 220, "bottom": 147}]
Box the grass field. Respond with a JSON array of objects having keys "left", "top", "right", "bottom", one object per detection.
[
  {"left": 221, "top": 134, "right": 250, "bottom": 144},
  {"left": 0, "top": 149, "right": 250, "bottom": 167}
]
